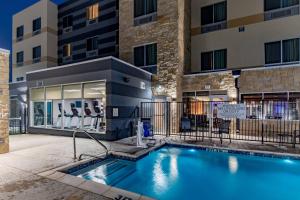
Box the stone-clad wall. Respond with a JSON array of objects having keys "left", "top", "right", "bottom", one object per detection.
[
  {"left": 0, "top": 50, "right": 10, "bottom": 154},
  {"left": 239, "top": 67, "right": 300, "bottom": 94},
  {"left": 182, "top": 72, "right": 237, "bottom": 101},
  {"left": 119, "top": 0, "right": 191, "bottom": 100}
]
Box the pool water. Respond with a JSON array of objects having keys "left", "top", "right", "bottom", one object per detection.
[{"left": 71, "top": 146, "right": 300, "bottom": 200}]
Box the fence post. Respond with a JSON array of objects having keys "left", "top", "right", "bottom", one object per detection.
[{"left": 261, "top": 100, "right": 264, "bottom": 144}]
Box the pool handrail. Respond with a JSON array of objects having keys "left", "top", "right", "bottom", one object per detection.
[{"left": 73, "top": 129, "right": 109, "bottom": 160}]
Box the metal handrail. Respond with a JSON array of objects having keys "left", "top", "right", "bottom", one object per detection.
[{"left": 73, "top": 129, "right": 109, "bottom": 160}]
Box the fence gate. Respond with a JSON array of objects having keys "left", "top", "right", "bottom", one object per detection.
[{"left": 140, "top": 101, "right": 300, "bottom": 147}]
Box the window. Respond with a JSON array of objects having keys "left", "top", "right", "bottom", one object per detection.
[
  {"left": 264, "top": 0, "right": 299, "bottom": 11},
  {"left": 33, "top": 46, "right": 41, "bottom": 62},
  {"left": 16, "top": 51, "right": 24, "bottom": 64},
  {"left": 16, "top": 77, "right": 24, "bottom": 82},
  {"left": 33, "top": 17, "right": 41, "bottom": 32},
  {"left": 16, "top": 26, "right": 24, "bottom": 39},
  {"left": 201, "top": 1, "right": 227, "bottom": 25},
  {"left": 134, "top": 43, "right": 157, "bottom": 73},
  {"left": 63, "top": 44, "right": 72, "bottom": 57},
  {"left": 63, "top": 15, "right": 73, "bottom": 28},
  {"left": 201, "top": 49, "right": 227, "bottom": 71},
  {"left": 87, "top": 3, "right": 99, "bottom": 20},
  {"left": 134, "top": 0, "right": 157, "bottom": 18},
  {"left": 86, "top": 37, "right": 98, "bottom": 51},
  {"left": 265, "top": 39, "right": 300, "bottom": 65}
]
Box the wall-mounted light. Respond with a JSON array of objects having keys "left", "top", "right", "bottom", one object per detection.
[{"left": 123, "top": 77, "right": 130, "bottom": 83}]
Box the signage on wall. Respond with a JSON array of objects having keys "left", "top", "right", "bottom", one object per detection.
[
  {"left": 140, "top": 82, "right": 146, "bottom": 90},
  {"left": 113, "top": 108, "right": 119, "bottom": 117},
  {"left": 217, "top": 104, "right": 246, "bottom": 119}
]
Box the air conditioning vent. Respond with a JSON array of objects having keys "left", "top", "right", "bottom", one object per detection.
[
  {"left": 63, "top": 27, "right": 73, "bottom": 33},
  {"left": 265, "top": 5, "right": 299, "bottom": 21},
  {"left": 201, "top": 21, "right": 227, "bottom": 33},
  {"left": 86, "top": 50, "right": 98, "bottom": 58},
  {"left": 87, "top": 18, "right": 98, "bottom": 26},
  {"left": 134, "top": 13, "right": 157, "bottom": 26},
  {"left": 33, "top": 58, "right": 41, "bottom": 64},
  {"left": 32, "top": 30, "right": 41, "bottom": 36},
  {"left": 17, "top": 62, "right": 24, "bottom": 67},
  {"left": 17, "top": 37, "right": 23, "bottom": 42}
]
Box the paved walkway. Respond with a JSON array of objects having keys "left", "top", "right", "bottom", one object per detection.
[
  {"left": 0, "top": 134, "right": 115, "bottom": 200},
  {"left": 1, "top": 134, "right": 299, "bottom": 200}
]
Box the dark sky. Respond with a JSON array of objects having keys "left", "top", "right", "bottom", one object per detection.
[
  {"left": 0, "top": 0, "right": 64, "bottom": 81},
  {"left": 0, "top": 0, "right": 64, "bottom": 50}
]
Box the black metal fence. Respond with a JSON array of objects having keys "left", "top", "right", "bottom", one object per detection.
[{"left": 141, "top": 101, "right": 300, "bottom": 147}]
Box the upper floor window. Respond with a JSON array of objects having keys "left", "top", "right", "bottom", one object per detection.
[
  {"left": 32, "top": 17, "right": 41, "bottom": 34},
  {"left": 201, "top": 49, "right": 227, "bottom": 72},
  {"left": 134, "top": 0, "right": 157, "bottom": 26},
  {"left": 134, "top": 43, "right": 157, "bottom": 74},
  {"left": 265, "top": 38, "right": 300, "bottom": 65},
  {"left": 16, "top": 77, "right": 24, "bottom": 82},
  {"left": 16, "top": 26, "right": 24, "bottom": 40},
  {"left": 264, "top": 0, "right": 299, "bottom": 20},
  {"left": 201, "top": 1, "right": 227, "bottom": 33},
  {"left": 63, "top": 44, "right": 72, "bottom": 57},
  {"left": 16, "top": 51, "right": 24, "bottom": 66},
  {"left": 86, "top": 37, "right": 98, "bottom": 51},
  {"left": 63, "top": 15, "right": 73, "bottom": 28},
  {"left": 33, "top": 46, "right": 41, "bottom": 63},
  {"left": 87, "top": 3, "right": 99, "bottom": 20}
]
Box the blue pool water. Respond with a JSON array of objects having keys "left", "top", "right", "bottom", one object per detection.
[{"left": 71, "top": 146, "right": 300, "bottom": 200}]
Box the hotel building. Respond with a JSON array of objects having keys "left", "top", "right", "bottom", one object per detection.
[{"left": 10, "top": 0, "right": 300, "bottom": 139}]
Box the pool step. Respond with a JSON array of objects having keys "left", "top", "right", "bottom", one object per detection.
[{"left": 79, "top": 159, "right": 136, "bottom": 186}]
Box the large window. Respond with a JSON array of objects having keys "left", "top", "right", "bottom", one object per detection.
[
  {"left": 134, "top": 43, "right": 157, "bottom": 73},
  {"left": 264, "top": 0, "right": 299, "bottom": 11},
  {"left": 134, "top": 0, "right": 157, "bottom": 18},
  {"left": 265, "top": 38, "right": 299, "bottom": 65},
  {"left": 201, "top": 49, "right": 227, "bottom": 72},
  {"left": 33, "top": 46, "right": 41, "bottom": 63},
  {"left": 201, "top": 1, "right": 227, "bottom": 25},
  {"left": 16, "top": 26, "right": 24, "bottom": 39},
  {"left": 33, "top": 17, "right": 41, "bottom": 33},
  {"left": 63, "top": 15, "right": 73, "bottom": 28},
  {"left": 63, "top": 44, "right": 72, "bottom": 57},
  {"left": 87, "top": 37, "right": 98, "bottom": 51},
  {"left": 87, "top": 3, "right": 99, "bottom": 20},
  {"left": 16, "top": 51, "right": 24, "bottom": 65},
  {"left": 30, "top": 81, "right": 106, "bottom": 133}
]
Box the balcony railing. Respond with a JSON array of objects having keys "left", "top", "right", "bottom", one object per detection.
[
  {"left": 201, "top": 21, "right": 227, "bottom": 34},
  {"left": 264, "top": 5, "right": 300, "bottom": 21}
]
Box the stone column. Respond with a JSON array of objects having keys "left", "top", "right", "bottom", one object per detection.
[{"left": 0, "top": 49, "right": 10, "bottom": 154}]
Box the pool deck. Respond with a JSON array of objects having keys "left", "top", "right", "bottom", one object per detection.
[{"left": 0, "top": 134, "right": 300, "bottom": 200}]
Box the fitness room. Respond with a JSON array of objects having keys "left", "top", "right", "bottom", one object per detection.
[{"left": 26, "top": 57, "right": 152, "bottom": 140}]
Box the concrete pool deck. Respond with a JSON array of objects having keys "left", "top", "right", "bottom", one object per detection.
[{"left": 0, "top": 134, "right": 300, "bottom": 200}]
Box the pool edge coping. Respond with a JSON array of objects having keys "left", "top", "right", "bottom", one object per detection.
[{"left": 38, "top": 141, "right": 300, "bottom": 200}]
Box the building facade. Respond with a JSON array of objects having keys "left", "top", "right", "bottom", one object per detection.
[
  {"left": 187, "top": 0, "right": 300, "bottom": 105},
  {"left": 0, "top": 49, "right": 10, "bottom": 153},
  {"left": 12, "top": 0, "right": 58, "bottom": 82},
  {"left": 57, "top": 0, "right": 119, "bottom": 65},
  {"left": 119, "top": 0, "right": 191, "bottom": 101}
]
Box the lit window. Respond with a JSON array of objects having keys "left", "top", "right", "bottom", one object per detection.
[
  {"left": 63, "top": 44, "right": 72, "bottom": 57},
  {"left": 87, "top": 3, "right": 99, "bottom": 20}
]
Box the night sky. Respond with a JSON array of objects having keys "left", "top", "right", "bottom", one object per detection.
[{"left": 0, "top": 0, "right": 65, "bottom": 80}]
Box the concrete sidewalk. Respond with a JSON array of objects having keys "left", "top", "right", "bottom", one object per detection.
[{"left": 0, "top": 134, "right": 114, "bottom": 200}]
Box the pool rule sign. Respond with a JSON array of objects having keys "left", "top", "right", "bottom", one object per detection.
[
  {"left": 217, "top": 104, "right": 246, "bottom": 119},
  {"left": 0, "top": 49, "right": 10, "bottom": 154}
]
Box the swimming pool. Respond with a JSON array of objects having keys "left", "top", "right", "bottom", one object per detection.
[{"left": 70, "top": 145, "right": 300, "bottom": 200}]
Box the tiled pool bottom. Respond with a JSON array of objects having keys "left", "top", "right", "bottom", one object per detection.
[{"left": 68, "top": 145, "right": 300, "bottom": 200}]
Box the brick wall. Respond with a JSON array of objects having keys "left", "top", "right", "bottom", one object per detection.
[
  {"left": 0, "top": 50, "right": 9, "bottom": 153},
  {"left": 119, "top": 0, "right": 191, "bottom": 100}
]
